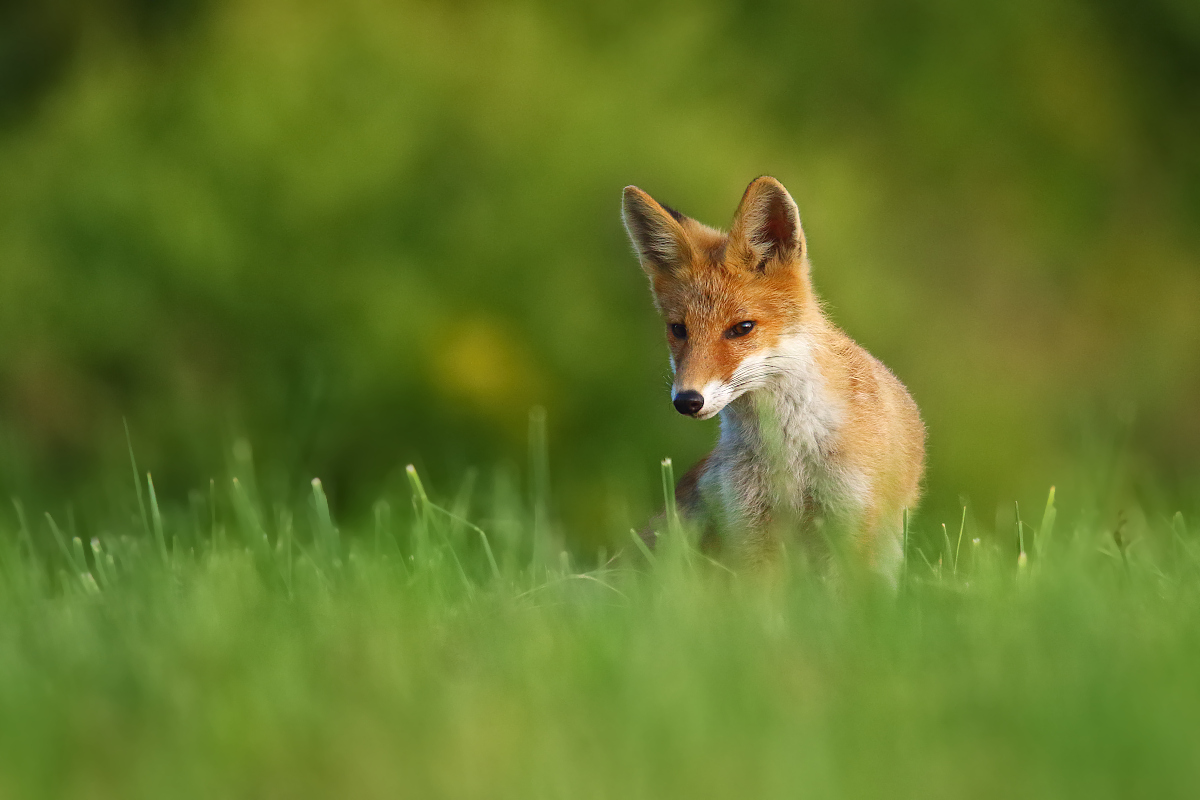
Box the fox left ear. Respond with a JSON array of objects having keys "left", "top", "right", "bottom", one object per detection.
[
  {"left": 729, "top": 176, "right": 806, "bottom": 271},
  {"left": 622, "top": 186, "right": 692, "bottom": 275}
]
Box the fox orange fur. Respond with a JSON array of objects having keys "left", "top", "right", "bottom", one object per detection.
[{"left": 622, "top": 176, "right": 925, "bottom": 582}]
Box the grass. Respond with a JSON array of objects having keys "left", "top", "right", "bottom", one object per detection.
[{"left": 0, "top": 428, "right": 1198, "bottom": 799}]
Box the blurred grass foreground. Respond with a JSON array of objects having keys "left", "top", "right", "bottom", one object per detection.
[{"left": 2, "top": 452, "right": 1200, "bottom": 798}]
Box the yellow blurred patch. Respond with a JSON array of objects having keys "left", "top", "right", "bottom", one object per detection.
[{"left": 434, "top": 320, "right": 547, "bottom": 418}]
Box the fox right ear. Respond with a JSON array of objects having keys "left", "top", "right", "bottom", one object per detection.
[
  {"left": 622, "top": 186, "right": 691, "bottom": 274},
  {"left": 729, "top": 176, "right": 805, "bottom": 272}
]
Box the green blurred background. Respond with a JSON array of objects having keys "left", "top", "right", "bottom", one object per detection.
[{"left": 1, "top": 0, "right": 1197, "bottom": 545}]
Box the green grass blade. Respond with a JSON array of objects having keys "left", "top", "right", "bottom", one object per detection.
[
  {"left": 125, "top": 420, "right": 151, "bottom": 538},
  {"left": 954, "top": 506, "right": 967, "bottom": 576},
  {"left": 1015, "top": 501, "right": 1027, "bottom": 570},
  {"left": 90, "top": 538, "right": 112, "bottom": 589},
  {"left": 1037, "top": 486, "right": 1057, "bottom": 558},
  {"left": 661, "top": 457, "right": 679, "bottom": 537},
  {"left": 44, "top": 513, "right": 83, "bottom": 575},
  {"left": 422, "top": 502, "right": 502, "bottom": 583},
  {"left": 941, "top": 523, "right": 953, "bottom": 575},
  {"left": 630, "top": 528, "right": 656, "bottom": 566},
  {"left": 147, "top": 473, "right": 169, "bottom": 564},
  {"left": 311, "top": 478, "right": 340, "bottom": 564},
  {"left": 405, "top": 465, "right": 473, "bottom": 592}
]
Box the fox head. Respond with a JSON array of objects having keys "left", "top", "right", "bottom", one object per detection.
[{"left": 622, "top": 176, "right": 815, "bottom": 420}]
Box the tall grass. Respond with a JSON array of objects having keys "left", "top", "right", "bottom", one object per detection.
[{"left": 0, "top": 427, "right": 1197, "bottom": 799}]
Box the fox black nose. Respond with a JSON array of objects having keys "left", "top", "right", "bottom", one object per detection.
[{"left": 673, "top": 390, "right": 705, "bottom": 416}]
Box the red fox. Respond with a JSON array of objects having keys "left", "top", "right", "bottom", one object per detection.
[{"left": 622, "top": 176, "right": 925, "bottom": 581}]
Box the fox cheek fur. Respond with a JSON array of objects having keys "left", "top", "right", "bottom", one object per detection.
[{"left": 622, "top": 176, "right": 926, "bottom": 582}]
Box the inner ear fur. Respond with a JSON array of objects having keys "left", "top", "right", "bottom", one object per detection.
[
  {"left": 622, "top": 186, "right": 692, "bottom": 274},
  {"left": 729, "top": 176, "right": 806, "bottom": 271}
]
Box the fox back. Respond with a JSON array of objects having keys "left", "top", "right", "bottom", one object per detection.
[{"left": 623, "top": 176, "right": 925, "bottom": 581}]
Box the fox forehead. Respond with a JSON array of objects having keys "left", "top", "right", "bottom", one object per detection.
[{"left": 650, "top": 260, "right": 806, "bottom": 334}]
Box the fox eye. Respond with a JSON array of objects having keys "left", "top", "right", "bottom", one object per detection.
[
  {"left": 726, "top": 320, "right": 756, "bottom": 339},
  {"left": 670, "top": 323, "right": 687, "bottom": 340}
]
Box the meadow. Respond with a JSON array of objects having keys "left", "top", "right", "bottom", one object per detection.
[
  {"left": 2, "top": 1, "right": 1198, "bottom": 796},
  {"left": 1, "top": 417, "right": 1197, "bottom": 799}
]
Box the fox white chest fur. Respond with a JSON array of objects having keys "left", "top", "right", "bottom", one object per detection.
[
  {"left": 707, "top": 336, "right": 847, "bottom": 522},
  {"left": 701, "top": 333, "right": 870, "bottom": 564},
  {"left": 623, "top": 176, "right": 925, "bottom": 580}
]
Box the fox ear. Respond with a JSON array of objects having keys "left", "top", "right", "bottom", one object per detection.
[
  {"left": 729, "top": 176, "right": 805, "bottom": 271},
  {"left": 622, "top": 186, "right": 691, "bottom": 274}
]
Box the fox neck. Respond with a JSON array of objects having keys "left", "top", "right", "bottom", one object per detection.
[{"left": 715, "top": 327, "right": 843, "bottom": 510}]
